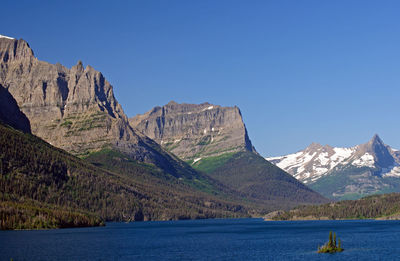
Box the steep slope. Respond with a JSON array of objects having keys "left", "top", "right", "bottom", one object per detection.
[
  {"left": 130, "top": 102, "right": 328, "bottom": 207},
  {"left": 0, "top": 84, "right": 31, "bottom": 133},
  {"left": 0, "top": 82, "right": 101, "bottom": 229},
  {"left": 130, "top": 101, "right": 256, "bottom": 161},
  {"left": 0, "top": 36, "right": 205, "bottom": 179},
  {"left": 0, "top": 122, "right": 253, "bottom": 228},
  {"left": 267, "top": 135, "right": 400, "bottom": 199},
  {"left": 206, "top": 151, "right": 329, "bottom": 209}
]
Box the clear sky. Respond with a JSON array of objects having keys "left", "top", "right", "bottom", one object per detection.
[{"left": 2, "top": 0, "right": 400, "bottom": 157}]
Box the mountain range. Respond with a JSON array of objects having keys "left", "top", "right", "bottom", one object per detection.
[
  {"left": 131, "top": 101, "right": 327, "bottom": 206},
  {"left": 267, "top": 135, "right": 400, "bottom": 199},
  {"left": 0, "top": 35, "right": 328, "bottom": 228}
]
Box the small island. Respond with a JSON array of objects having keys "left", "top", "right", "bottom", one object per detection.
[{"left": 317, "top": 231, "right": 344, "bottom": 253}]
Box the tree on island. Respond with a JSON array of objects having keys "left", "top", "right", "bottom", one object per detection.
[{"left": 317, "top": 231, "right": 344, "bottom": 253}]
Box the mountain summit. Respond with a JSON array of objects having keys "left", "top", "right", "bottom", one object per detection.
[
  {"left": 267, "top": 135, "right": 400, "bottom": 199},
  {"left": 130, "top": 101, "right": 256, "bottom": 161},
  {"left": 0, "top": 37, "right": 205, "bottom": 177},
  {"left": 131, "top": 101, "right": 328, "bottom": 208}
]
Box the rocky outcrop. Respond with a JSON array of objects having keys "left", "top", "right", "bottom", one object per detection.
[
  {"left": 130, "top": 101, "right": 256, "bottom": 160},
  {"left": 0, "top": 36, "right": 196, "bottom": 175},
  {"left": 0, "top": 84, "right": 31, "bottom": 133}
]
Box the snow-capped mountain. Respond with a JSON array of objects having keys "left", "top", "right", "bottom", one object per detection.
[{"left": 267, "top": 135, "right": 400, "bottom": 199}]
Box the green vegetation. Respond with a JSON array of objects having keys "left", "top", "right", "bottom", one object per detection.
[
  {"left": 271, "top": 193, "right": 400, "bottom": 220},
  {"left": 84, "top": 148, "right": 252, "bottom": 217},
  {"left": 0, "top": 200, "right": 103, "bottom": 230},
  {"left": 197, "top": 135, "right": 211, "bottom": 146},
  {"left": 205, "top": 151, "right": 328, "bottom": 210},
  {"left": 0, "top": 123, "right": 256, "bottom": 229},
  {"left": 61, "top": 111, "right": 108, "bottom": 136},
  {"left": 317, "top": 231, "right": 343, "bottom": 253},
  {"left": 192, "top": 152, "right": 235, "bottom": 173},
  {"left": 310, "top": 165, "right": 396, "bottom": 200},
  {"left": 60, "top": 120, "right": 72, "bottom": 128}
]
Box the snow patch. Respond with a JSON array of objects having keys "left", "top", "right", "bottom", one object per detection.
[
  {"left": 352, "top": 153, "right": 375, "bottom": 168},
  {"left": 0, "top": 35, "right": 15, "bottom": 40},
  {"left": 383, "top": 166, "right": 400, "bottom": 177},
  {"left": 314, "top": 166, "right": 329, "bottom": 175},
  {"left": 174, "top": 139, "right": 181, "bottom": 143},
  {"left": 202, "top": 106, "right": 214, "bottom": 111},
  {"left": 317, "top": 152, "right": 329, "bottom": 165},
  {"left": 193, "top": 158, "right": 202, "bottom": 164}
]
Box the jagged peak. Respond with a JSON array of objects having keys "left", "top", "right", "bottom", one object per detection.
[
  {"left": 369, "top": 134, "right": 383, "bottom": 145},
  {"left": 71, "top": 60, "right": 84, "bottom": 73},
  {"left": 305, "top": 142, "right": 323, "bottom": 151}
]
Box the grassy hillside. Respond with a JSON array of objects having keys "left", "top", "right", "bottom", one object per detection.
[
  {"left": 191, "top": 152, "right": 236, "bottom": 173},
  {"left": 0, "top": 123, "right": 254, "bottom": 229},
  {"left": 270, "top": 193, "right": 400, "bottom": 220},
  {"left": 193, "top": 151, "right": 329, "bottom": 210},
  {"left": 310, "top": 165, "right": 399, "bottom": 200}
]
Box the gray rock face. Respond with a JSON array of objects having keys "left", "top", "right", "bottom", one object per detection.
[
  {"left": 0, "top": 37, "right": 190, "bottom": 173},
  {"left": 0, "top": 84, "right": 31, "bottom": 133},
  {"left": 0, "top": 37, "right": 132, "bottom": 154},
  {"left": 130, "top": 101, "right": 256, "bottom": 160}
]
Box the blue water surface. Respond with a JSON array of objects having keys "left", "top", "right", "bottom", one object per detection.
[{"left": 1, "top": 219, "right": 400, "bottom": 260}]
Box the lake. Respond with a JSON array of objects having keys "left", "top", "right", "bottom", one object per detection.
[{"left": 1, "top": 219, "right": 400, "bottom": 260}]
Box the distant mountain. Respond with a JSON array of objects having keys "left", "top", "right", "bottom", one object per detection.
[
  {"left": 130, "top": 101, "right": 256, "bottom": 161},
  {"left": 267, "top": 135, "right": 400, "bottom": 199},
  {"left": 131, "top": 102, "right": 328, "bottom": 207}
]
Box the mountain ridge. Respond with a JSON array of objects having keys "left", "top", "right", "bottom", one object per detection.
[
  {"left": 267, "top": 135, "right": 400, "bottom": 199},
  {"left": 0, "top": 36, "right": 207, "bottom": 180}
]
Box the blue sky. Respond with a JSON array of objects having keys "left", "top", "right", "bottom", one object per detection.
[{"left": 2, "top": 0, "right": 400, "bottom": 156}]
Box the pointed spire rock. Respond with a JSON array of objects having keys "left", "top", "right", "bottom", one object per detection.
[{"left": 370, "top": 134, "right": 383, "bottom": 145}]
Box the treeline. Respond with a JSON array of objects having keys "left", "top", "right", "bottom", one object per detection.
[
  {"left": 272, "top": 193, "right": 400, "bottom": 220},
  {"left": 0, "top": 123, "right": 251, "bottom": 229},
  {"left": 0, "top": 200, "right": 103, "bottom": 230}
]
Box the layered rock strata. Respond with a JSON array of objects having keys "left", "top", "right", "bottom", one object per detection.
[{"left": 130, "top": 101, "right": 256, "bottom": 160}]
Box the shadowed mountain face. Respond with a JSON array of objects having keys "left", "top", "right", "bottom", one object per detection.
[
  {"left": 0, "top": 37, "right": 203, "bottom": 178},
  {"left": 267, "top": 135, "right": 400, "bottom": 200},
  {"left": 0, "top": 84, "right": 31, "bottom": 133},
  {"left": 130, "top": 101, "right": 256, "bottom": 161}
]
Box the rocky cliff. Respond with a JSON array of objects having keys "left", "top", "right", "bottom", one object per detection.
[
  {"left": 0, "top": 36, "right": 196, "bottom": 175},
  {"left": 130, "top": 101, "right": 256, "bottom": 161}
]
